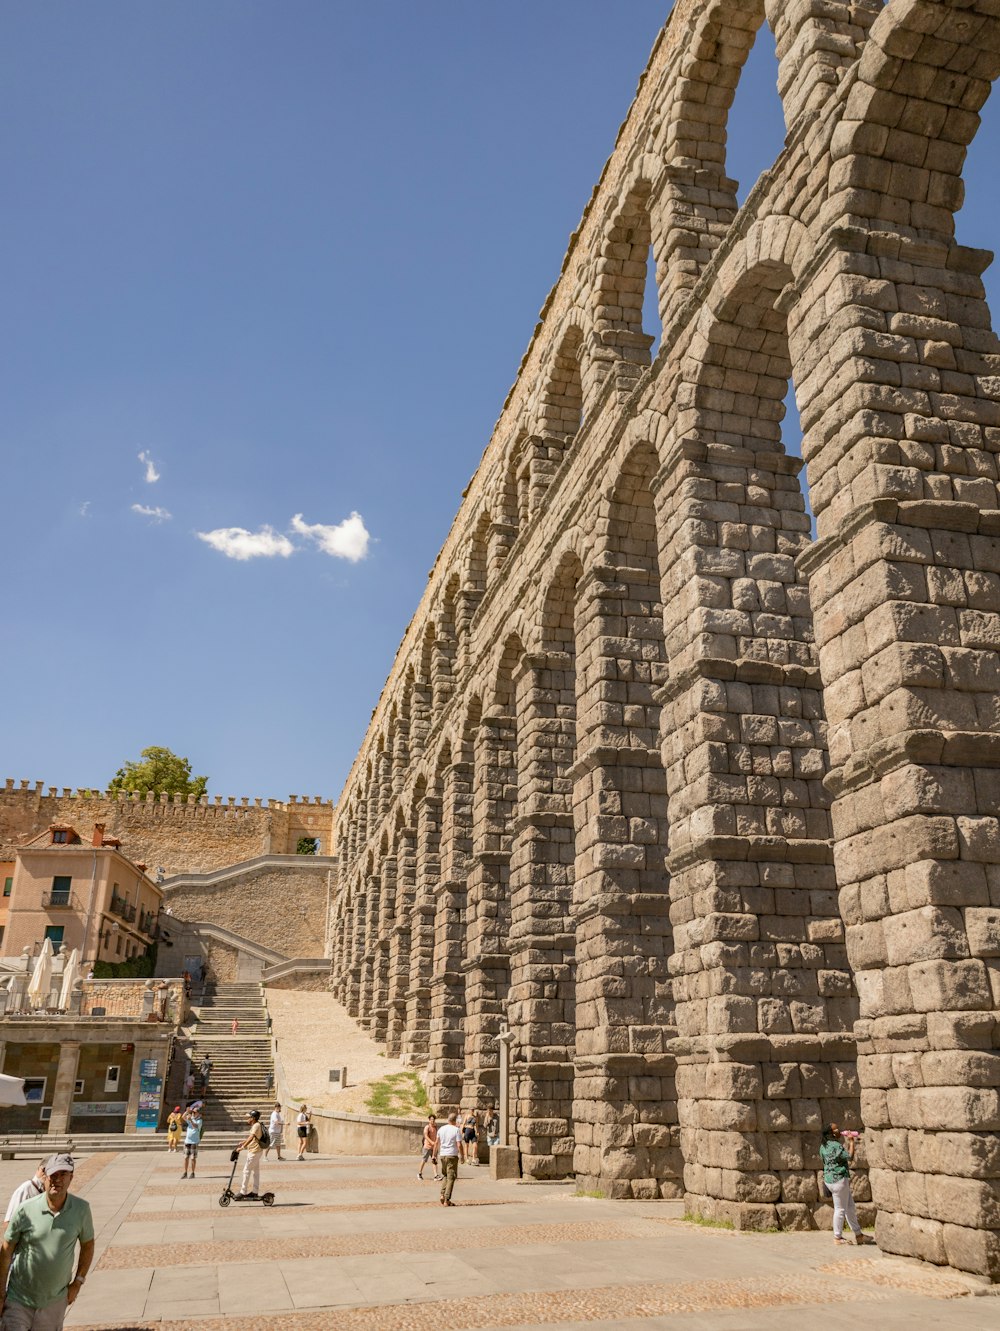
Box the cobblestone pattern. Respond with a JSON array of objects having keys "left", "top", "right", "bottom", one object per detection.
[
  {"left": 98, "top": 1219, "right": 646, "bottom": 1269},
  {"left": 76, "top": 1275, "right": 891, "bottom": 1331},
  {"left": 328, "top": 0, "right": 1000, "bottom": 1280},
  {"left": 124, "top": 1199, "right": 518, "bottom": 1222}
]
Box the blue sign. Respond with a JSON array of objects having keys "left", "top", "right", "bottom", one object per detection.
[
  {"left": 139, "top": 1059, "right": 159, "bottom": 1077},
  {"left": 135, "top": 1075, "right": 162, "bottom": 1131}
]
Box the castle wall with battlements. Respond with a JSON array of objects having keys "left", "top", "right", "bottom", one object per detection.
[{"left": 0, "top": 780, "right": 336, "bottom": 876}]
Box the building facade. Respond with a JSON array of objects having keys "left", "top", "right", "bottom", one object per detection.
[{"left": 2, "top": 824, "right": 162, "bottom": 966}]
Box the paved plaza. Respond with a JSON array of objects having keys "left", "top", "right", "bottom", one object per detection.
[{"left": 0, "top": 1147, "right": 988, "bottom": 1329}]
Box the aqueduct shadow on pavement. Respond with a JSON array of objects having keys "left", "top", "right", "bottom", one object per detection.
[{"left": 329, "top": 0, "right": 1000, "bottom": 1281}]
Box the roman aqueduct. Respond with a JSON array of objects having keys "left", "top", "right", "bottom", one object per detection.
[{"left": 329, "top": 0, "right": 1000, "bottom": 1279}]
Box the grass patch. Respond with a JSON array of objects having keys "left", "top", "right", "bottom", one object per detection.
[
  {"left": 682, "top": 1212, "right": 735, "bottom": 1230},
  {"left": 364, "top": 1072, "right": 430, "bottom": 1118},
  {"left": 575, "top": 1187, "right": 606, "bottom": 1199}
]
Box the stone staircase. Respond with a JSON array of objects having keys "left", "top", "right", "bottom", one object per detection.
[{"left": 178, "top": 982, "right": 275, "bottom": 1132}]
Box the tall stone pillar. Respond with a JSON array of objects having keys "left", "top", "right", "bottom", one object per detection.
[
  {"left": 402, "top": 794, "right": 440, "bottom": 1068},
  {"left": 427, "top": 762, "right": 472, "bottom": 1109},
  {"left": 346, "top": 884, "right": 366, "bottom": 1019},
  {"left": 358, "top": 875, "right": 380, "bottom": 1029},
  {"left": 508, "top": 653, "right": 577, "bottom": 1179},
  {"left": 571, "top": 560, "right": 679, "bottom": 1199},
  {"left": 386, "top": 828, "right": 416, "bottom": 1059},
  {"left": 797, "top": 230, "right": 1000, "bottom": 1278},
  {"left": 373, "top": 856, "right": 397, "bottom": 1043},
  {"left": 48, "top": 1041, "right": 81, "bottom": 1135},
  {"left": 462, "top": 713, "right": 517, "bottom": 1109},
  {"left": 655, "top": 428, "right": 862, "bottom": 1230}
]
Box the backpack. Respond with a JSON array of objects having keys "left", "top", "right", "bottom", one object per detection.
[{"left": 257, "top": 1122, "right": 270, "bottom": 1148}]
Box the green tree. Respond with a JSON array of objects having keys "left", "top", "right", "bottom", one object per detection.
[
  {"left": 296, "top": 836, "right": 319, "bottom": 855},
  {"left": 108, "top": 746, "right": 208, "bottom": 799}
]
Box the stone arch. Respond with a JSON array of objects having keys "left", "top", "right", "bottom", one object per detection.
[
  {"left": 437, "top": 574, "right": 460, "bottom": 690},
  {"left": 832, "top": 0, "right": 1000, "bottom": 238},
  {"left": 467, "top": 509, "right": 492, "bottom": 609},
  {"left": 534, "top": 321, "right": 586, "bottom": 458},
  {"left": 591, "top": 180, "right": 659, "bottom": 394},
  {"left": 569, "top": 439, "right": 680, "bottom": 1196}
]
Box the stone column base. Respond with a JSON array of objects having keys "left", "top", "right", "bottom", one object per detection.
[{"left": 490, "top": 1145, "right": 521, "bottom": 1180}]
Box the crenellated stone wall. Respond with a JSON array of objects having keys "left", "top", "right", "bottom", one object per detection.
[
  {"left": 327, "top": 0, "right": 1000, "bottom": 1281},
  {"left": 0, "top": 780, "right": 335, "bottom": 876}
]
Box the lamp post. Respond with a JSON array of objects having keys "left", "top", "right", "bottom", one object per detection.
[{"left": 497, "top": 1025, "right": 515, "bottom": 1148}]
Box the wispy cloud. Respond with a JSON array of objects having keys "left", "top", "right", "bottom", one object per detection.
[
  {"left": 197, "top": 525, "right": 294, "bottom": 561},
  {"left": 138, "top": 450, "right": 160, "bottom": 484},
  {"left": 291, "top": 512, "right": 371, "bottom": 562},
  {"left": 132, "top": 503, "right": 172, "bottom": 523},
  {"left": 78, "top": 501, "right": 91, "bottom": 518}
]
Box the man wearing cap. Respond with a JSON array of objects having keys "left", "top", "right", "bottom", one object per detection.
[
  {"left": 0, "top": 1154, "right": 94, "bottom": 1329},
  {"left": 236, "top": 1111, "right": 264, "bottom": 1198}
]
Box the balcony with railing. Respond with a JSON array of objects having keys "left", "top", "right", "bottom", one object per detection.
[
  {"left": 108, "top": 894, "right": 136, "bottom": 924},
  {"left": 41, "top": 889, "right": 74, "bottom": 909}
]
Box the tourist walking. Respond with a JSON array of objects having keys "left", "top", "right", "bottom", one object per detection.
[
  {"left": 462, "top": 1108, "right": 480, "bottom": 1165},
  {"left": 198, "top": 1055, "right": 213, "bottom": 1089},
  {"left": 266, "top": 1103, "right": 285, "bottom": 1160},
  {"left": 0, "top": 1154, "right": 94, "bottom": 1330},
  {"left": 437, "top": 1111, "right": 464, "bottom": 1206},
  {"left": 183, "top": 1070, "right": 195, "bottom": 1102},
  {"left": 236, "top": 1111, "right": 265, "bottom": 1197},
  {"left": 820, "top": 1124, "right": 869, "bottom": 1245},
  {"left": 231, "top": 1017, "right": 239, "bottom": 1036},
  {"left": 181, "top": 1105, "right": 203, "bottom": 1179},
  {"left": 166, "top": 1106, "right": 183, "bottom": 1153},
  {"left": 295, "top": 1105, "right": 311, "bottom": 1160},
  {"left": 485, "top": 1104, "right": 500, "bottom": 1151},
  {"left": 417, "top": 1114, "right": 439, "bottom": 1181},
  {"left": 3, "top": 1163, "right": 45, "bottom": 1225}
]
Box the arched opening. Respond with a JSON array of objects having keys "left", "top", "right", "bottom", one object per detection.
[
  {"left": 537, "top": 325, "right": 584, "bottom": 446},
  {"left": 427, "top": 740, "right": 467, "bottom": 1109},
  {"left": 506, "top": 558, "right": 582, "bottom": 1177},
  {"left": 725, "top": 21, "right": 787, "bottom": 207}
]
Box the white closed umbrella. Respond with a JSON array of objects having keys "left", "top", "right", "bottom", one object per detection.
[
  {"left": 59, "top": 948, "right": 81, "bottom": 1009},
  {"left": 0, "top": 1074, "right": 26, "bottom": 1107},
  {"left": 26, "top": 939, "right": 54, "bottom": 1010}
]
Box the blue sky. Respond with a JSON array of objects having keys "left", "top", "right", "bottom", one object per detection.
[{"left": 2, "top": 4, "right": 998, "bottom": 803}]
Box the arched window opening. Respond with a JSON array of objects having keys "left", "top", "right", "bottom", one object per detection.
[
  {"left": 956, "top": 85, "right": 1000, "bottom": 319},
  {"left": 726, "top": 22, "right": 786, "bottom": 207},
  {"left": 468, "top": 511, "right": 491, "bottom": 599},
  {"left": 644, "top": 244, "right": 663, "bottom": 358},
  {"left": 538, "top": 325, "right": 584, "bottom": 443}
]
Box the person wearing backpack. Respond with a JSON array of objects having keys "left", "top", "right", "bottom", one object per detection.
[{"left": 236, "top": 1110, "right": 267, "bottom": 1197}]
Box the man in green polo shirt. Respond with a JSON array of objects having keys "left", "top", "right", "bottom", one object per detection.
[{"left": 0, "top": 1154, "right": 94, "bottom": 1329}]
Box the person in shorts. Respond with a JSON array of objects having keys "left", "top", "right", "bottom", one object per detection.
[
  {"left": 462, "top": 1108, "right": 480, "bottom": 1165},
  {"left": 181, "top": 1105, "right": 203, "bottom": 1179},
  {"left": 417, "top": 1114, "right": 440, "bottom": 1181},
  {"left": 485, "top": 1104, "right": 501, "bottom": 1149},
  {"left": 296, "top": 1105, "right": 311, "bottom": 1160},
  {"left": 266, "top": 1103, "right": 285, "bottom": 1161},
  {"left": 0, "top": 1153, "right": 94, "bottom": 1330}
]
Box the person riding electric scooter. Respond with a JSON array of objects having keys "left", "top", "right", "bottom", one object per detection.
[{"left": 235, "top": 1111, "right": 267, "bottom": 1200}]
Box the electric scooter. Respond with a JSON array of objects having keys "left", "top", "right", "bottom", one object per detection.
[{"left": 219, "top": 1149, "right": 275, "bottom": 1207}]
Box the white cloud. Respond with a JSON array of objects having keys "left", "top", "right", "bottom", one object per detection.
[
  {"left": 197, "top": 525, "right": 295, "bottom": 561},
  {"left": 291, "top": 511, "right": 371, "bottom": 562},
  {"left": 78, "top": 501, "right": 91, "bottom": 518},
  {"left": 132, "top": 503, "right": 172, "bottom": 523},
  {"left": 138, "top": 450, "right": 160, "bottom": 484}
]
